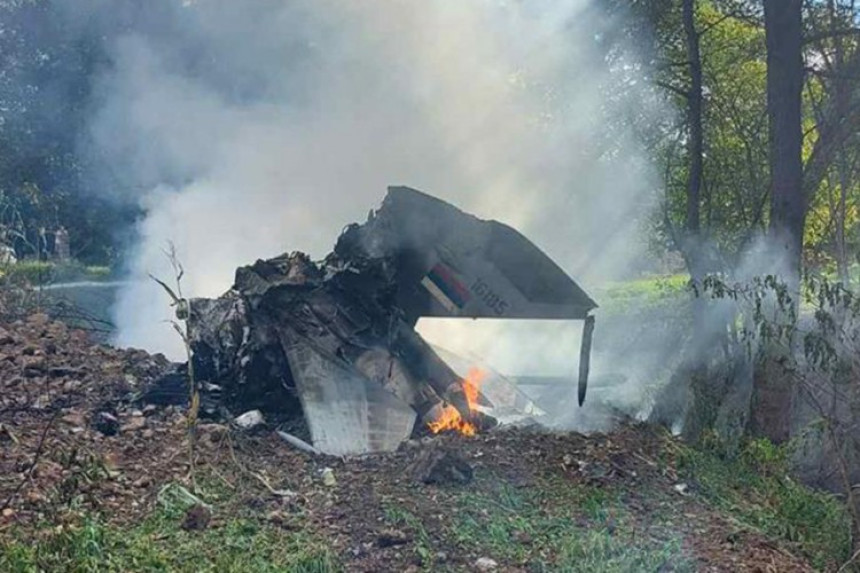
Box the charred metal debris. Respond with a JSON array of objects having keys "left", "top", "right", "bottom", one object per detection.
[{"left": 183, "top": 186, "right": 597, "bottom": 455}]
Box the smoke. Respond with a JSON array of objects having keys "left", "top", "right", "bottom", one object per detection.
[{"left": 85, "top": 1, "right": 664, "bottom": 367}]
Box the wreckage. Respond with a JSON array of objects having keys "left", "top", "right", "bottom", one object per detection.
[{"left": 189, "top": 187, "right": 597, "bottom": 455}]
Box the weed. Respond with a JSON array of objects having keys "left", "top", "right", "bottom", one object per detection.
[
  {"left": 0, "top": 495, "right": 338, "bottom": 572},
  {"left": 382, "top": 502, "right": 435, "bottom": 566},
  {"left": 553, "top": 529, "right": 694, "bottom": 573},
  {"left": 450, "top": 479, "right": 691, "bottom": 571},
  {"left": 677, "top": 440, "right": 851, "bottom": 569}
]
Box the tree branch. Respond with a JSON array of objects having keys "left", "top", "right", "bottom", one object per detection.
[{"left": 655, "top": 80, "right": 690, "bottom": 99}]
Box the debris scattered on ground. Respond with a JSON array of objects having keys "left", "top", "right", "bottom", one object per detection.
[
  {"left": 320, "top": 467, "right": 336, "bottom": 487},
  {"left": 0, "top": 315, "right": 830, "bottom": 571},
  {"left": 186, "top": 186, "right": 597, "bottom": 456},
  {"left": 276, "top": 430, "right": 320, "bottom": 455},
  {"left": 474, "top": 556, "right": 499, "bottom": 571},
  {"left": 410, "top": 447, "right": 474, "bottom": 485},
  {"left": 233, "top": 410, "right": 264, "bottom": 430},
  {"left": 376, "top": 528, "right": 411, "bottom": 548}
]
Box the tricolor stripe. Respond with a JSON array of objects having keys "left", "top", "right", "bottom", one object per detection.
[{"left": 422, "top": 263, "right": 470, "bottom": 312}]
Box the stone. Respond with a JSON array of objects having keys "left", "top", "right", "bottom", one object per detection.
[
  {"left": 93, "top": 412, "right": 120, "bottom": 436},
  {"left": 376, "top": 529, "right": 410, "bottom": 548},
  {"left": 121, "top": 416, "right": 147, "bottom": 432},
  {"left": 321, "top": 467, "right": 336, "bottom": 487},
  {"left": 234, "top": 409, "right": 265, "bottom": 429}
]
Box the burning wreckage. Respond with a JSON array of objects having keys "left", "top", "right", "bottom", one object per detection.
[{"left": 186, "top": 187, "right": 597, "bottom": 455}]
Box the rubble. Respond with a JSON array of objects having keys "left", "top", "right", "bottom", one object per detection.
[
  {"left": 320, "top": 467, "right": 337, "bottom": 487},
  {"left": 233, "top": 409, "right": 265, "bottom": 430},
  {"left": 410, "top": 447, "right": 473, "bottom": 485},
  {"left": 475, "top": 557, "right": 499, "bottom": 571},
  {"left": 276, "top": 430, "right": 321, "bottom": 455},
  {"left": 188, "top": 186, "right": 597, "bottom": 456}
]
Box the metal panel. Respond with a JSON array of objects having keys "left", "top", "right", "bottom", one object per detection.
[{"left": 283, "top": 338, "right": 416, "bottom": 456}]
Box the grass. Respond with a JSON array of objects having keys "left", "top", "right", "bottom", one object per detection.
[
  {"left": 676, "top": 435, "right": 852, "bottom": 570},
  {"left": 554, "top": 530, "right": 689, "bottom": 573},
  {"left": 382, "top": 476, "right": 694, "bottom": 572},
  {"left": 596, "top": 274, "right": 691, "bottom": 314},
  {"left": 0, "top": 481, "right": 338, "bottom": 573},
  {"left": 0, "top": 261, "right": 112, "bottom": 284},
  {"left": 1, "top": 430, "right": 850, "bottom": 572}
]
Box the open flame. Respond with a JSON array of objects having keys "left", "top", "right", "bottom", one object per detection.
[{"left": 427, "top": 367, "right": 485, "bottom": 436}]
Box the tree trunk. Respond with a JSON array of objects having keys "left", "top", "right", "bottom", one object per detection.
[
  {"left": 751, "top": 0, "right": 804, "bottom": 446},
  {"left": 683, "top": 0, "right": 704, "bottom": 241},
  {"left": 831, "top": 0, "right": 851, "bottom": 285},
  {"left": 764, "top": 0, "right": 805, "bottom": 277},
  {"left": 836, "top": 154, "right": 851, "bottom": 284}
]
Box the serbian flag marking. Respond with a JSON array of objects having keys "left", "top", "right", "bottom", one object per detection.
[{"left": 421, "top": 263, "right": 471, "bottom": 313}]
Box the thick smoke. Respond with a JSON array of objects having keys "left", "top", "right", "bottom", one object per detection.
[{"left": 88, "top": 1, "right": 663, "bottom": 376}]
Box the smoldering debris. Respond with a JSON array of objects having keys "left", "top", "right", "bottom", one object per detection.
[{"left": 187, "top": 186, "right": 597, "bottom": 455}]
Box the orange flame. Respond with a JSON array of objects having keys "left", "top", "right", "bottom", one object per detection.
[{"left": 427, "top": 367, "right": 485, "bottom": 436}]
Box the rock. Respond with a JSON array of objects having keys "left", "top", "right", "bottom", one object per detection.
[
  {"left": 320, "top": 467, "right": 336, "bottom": 487},
  {"left": 23, "top": 358, "right": 47, "bottom": 377},
  {"left": 25, "top": 490, "right": 46, "bottom": 504},
  {"left": 61, "top": 411, "right": 86, "bottom": 428},
  {"left": 49, "top": 366, "right": 84, "bottom": 378},
  {"left": 132, "top": 476, "right": 152, "bottom": 488},
  {"left": 0, "top": 424, "right": 19, "bottom": 444},
  {"left": 181, "top": 504, "right": 211, "bottom": 531},
  {"left": 0, "top": 327, "right": 14, "bottom": 345},
  {"left": 63, "top": 379, "right": 82, "bottom": 392},
  {"left": 93, "top": 412, "right": 120, "bottom": 436},
  {"left": 376, "top": 528, "right": 411, "bottom": 548},
  {"left": 121, "top": 416, "right": 147, "bottom": 432},
  {"left": 234, "top": 409, "right": 265, "bottom": 429},
  {"left": 27, "top": 313, "right": 50, "bottom": 326},
  {"left": 475, "top": 557, "right": 498, "bottom": 571}
]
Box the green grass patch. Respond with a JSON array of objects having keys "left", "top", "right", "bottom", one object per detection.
[
  {"left": 597, "top": 274, "right": 691, "bottom": 314},
  {"left": 0, "top": 482, "right": 338, "bottom": 573},
  {"left": 382, "top": 476, "right": 694, "bottom": 572},
  {"left": 677, "top": 437, "right": 852, "bottom": 569},
  {"left": 554, "top": 530, "right": 690, "bottom": 573},
  {"left": 0, "top": 261, "right": 112, "bottom": 284}
]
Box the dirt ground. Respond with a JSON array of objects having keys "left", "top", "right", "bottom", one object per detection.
[{"left": 0, "top": 315, "right": 821, "bottom": 571}]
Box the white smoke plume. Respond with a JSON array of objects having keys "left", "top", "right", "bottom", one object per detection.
[{"left": 88, "top": 0, "right": 664, "bottom": 368}]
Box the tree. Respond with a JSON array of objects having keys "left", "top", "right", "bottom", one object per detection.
[{"left": 764, "top": 0, "right": 805, "bottom": 277}]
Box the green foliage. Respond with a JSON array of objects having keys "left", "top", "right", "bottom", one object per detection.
[
  {"left": 554, "top": 530, "right": 691, "bottom": 573},
  {"left": 677, "top": 438, "right": 852, "bottom": 569},
  {"left": 0, "top": 261, "right": 112, "bottom": 284},
  {"left": 598, "top": 274, "right": 691, "bottom": 313},
  {"left": 381, "top": 478, "right": 693, "bottom": 571},
  {"left": 449, "top": 480, "right": 691, "bottom": 572},
  {"left": 0, "top": 501, "right": 337, "bottom": 573}
]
